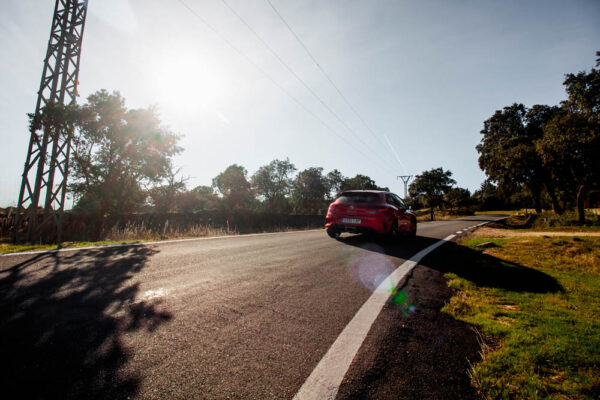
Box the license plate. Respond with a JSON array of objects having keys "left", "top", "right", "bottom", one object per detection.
[{"left": 341, "top": 218, "right": 361, "bottom": 224}]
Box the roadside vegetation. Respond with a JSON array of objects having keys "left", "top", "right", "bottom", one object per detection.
[
  {"left": 0, "top": 240, "right": 144, "bottom": 255},
  {"left": 442, "top": 233, "right": 600, "bottom": 399},
  {"left": 490, "top": 213, "right": 600, "bottom": 232}
]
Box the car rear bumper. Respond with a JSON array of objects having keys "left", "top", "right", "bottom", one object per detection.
[{"left": 325, "top": 216, "right": 390, "bottom": 235}]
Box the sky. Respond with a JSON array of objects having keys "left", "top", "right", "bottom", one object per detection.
[{"left": 1, "top": 0, "right": 599, "bottom": 207}]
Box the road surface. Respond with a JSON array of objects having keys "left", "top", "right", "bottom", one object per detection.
[{"left": 0, "top": 215, "right": 505, "bottom": 399}]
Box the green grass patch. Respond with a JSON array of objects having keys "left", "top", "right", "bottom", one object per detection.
[{"left": 442, "top": 236, "right": 600, "bottom": 399}]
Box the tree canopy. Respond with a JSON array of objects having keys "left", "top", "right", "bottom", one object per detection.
[
  {"left": 68, "top": 90, "right": 182, "bottom": 215},
  {"left": 340, "top": 174, "right": 388, "bottom": 192},
  {"left": 212, "top": 164, "right": 253, "bottom": 210},
  {"left": 476, "top": 103, "right": 562, "bottom": 213},
  {"left": 409, "top": 168, "right": 456, "bottom": 220},
  {"left": 291, "top": 167, "right": 329, "bottom": 214},
  {"left": 251, "top": 158, "right": 296, "bottom": 213},
  {"left": 477, "top": 52, "right": 600, "bottom": 222}
]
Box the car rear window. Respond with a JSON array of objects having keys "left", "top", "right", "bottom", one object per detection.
[{"left": 337, "top": 193, "right": 380, "bottom": 203}]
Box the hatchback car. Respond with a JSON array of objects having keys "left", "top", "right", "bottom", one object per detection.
[{"left": 325, "top": 190, "right": 416, "bottom": 239}]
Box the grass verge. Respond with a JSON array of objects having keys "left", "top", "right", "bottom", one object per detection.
[
  {"left": 442, "top": 236, "right": 600, "bottom": 399},
  {"left": 0, "top": 240, "right": 144, "bottom": 254},
  {"left": 474, "top": 210, "right": 519, "bottom": 215}
]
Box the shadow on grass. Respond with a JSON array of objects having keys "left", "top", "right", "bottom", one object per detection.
[
  {"left": 0, "top": 246, "right": 171, "bottom": 399},
  {"left": 337, "top": 232, "right": 562, "bottom": 294},
  {"left": 334, "top": 232, "right": 561, "bottom": 400}
]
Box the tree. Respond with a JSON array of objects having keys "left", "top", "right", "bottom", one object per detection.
[
  {"left": 251, "top": 158, "right": 296, "bottom": 213},
  {"left": 326, "top": 169, "right": 345, "bottom": 200},
  {"left": 409, "top": 168, "right": 455, "bottom": 221},
  {"left": 445, "top": 187, "right": 471, "bottom": 212},
  {"left": 291, "top": 167, "right": 329, "bottom": 214},
  {"left": 147, "top": 168, "right": 187, "bottom": 213},
  {"left": 68, "top": 90, "right": 182, "bottom": 216},
  {"left": 540, "top": 112, "right": 599, "bottom": 223},
  {"left": 340, "top": 174, "right": 388, "bottom": 191},
  {"left": 476, "top": 103, "right": 560, "bottom": 213},
  {"left": 538, "top": 57, "right": 600, "bottom": 223},
  {"left": 212, "top": 164, "right": 253, "bottom": 210},
  {"left": 526, "top": 105, "right": 563, "bottom": 213}
]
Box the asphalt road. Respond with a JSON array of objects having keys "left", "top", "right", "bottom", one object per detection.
[{"left": 0, "top": 215, "right": 505, "bottom": 399}]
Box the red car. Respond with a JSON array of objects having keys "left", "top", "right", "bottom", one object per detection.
[{"left": 325, "top": 190, "right": 417, "bottom": 239}]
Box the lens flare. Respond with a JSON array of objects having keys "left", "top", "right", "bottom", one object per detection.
[
  {"left": 348, "top": 243, "right": 395, "bottom": 292},
  {"left": 347, "top": 242, "right": 417, "bottom": 314}
]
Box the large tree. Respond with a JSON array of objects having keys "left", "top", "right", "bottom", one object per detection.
[
  {"left": 326, "top": 169, "right": 345, "bottom": 200},
  {"left": 147, "top": 168, "right": 187, "bottom": 213},
  {"left": 476, "top": 103, "right": 560, "bottom": 213},
  {"left": 538, "top": 57, "right": 600, "bottom": 223},
  {"left": 68, "top": 90, "right": 182, "bottom": 216},
  {"left": 291, "top": 167, "right": 329, "bottom": 214},
  {"left": 409, "top": 168, "right": 455, "bottom": 221},
  {"left": 445, "top": 187, "right": 471, "bottom": 212},
  {"left": 251, "top": 158, "right": 296, "bottom": 213},
  {"left": 212, "top": 164, "right": 253, "bottom": 210},
  {"left": 340, "top": 174, "right": 388, "bottom": 191}
]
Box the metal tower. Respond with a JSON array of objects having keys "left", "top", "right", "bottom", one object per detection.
[
  {"left": 398, "top": 175, "right": 413, "bottom": 200},
  {"left": 13, "top": 0, "right": 88, "bottom": 243}
]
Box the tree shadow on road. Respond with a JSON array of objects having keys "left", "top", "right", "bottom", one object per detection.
[
  {"left": 0, "top": 246, "right": 171, "bottom": 400},
  {"left": 337, "top": 233, "right": 562, "bottom": 293},
  {"left": 334, "top": 233, "right": 561, "bottom": 400}
]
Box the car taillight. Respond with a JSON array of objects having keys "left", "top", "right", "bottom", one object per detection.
[
  {"left": 372, "top": 207, "right": 392, "bottom": 213},
  {"left": 328, "top": 204, "right": 338, "bottom": 214}
]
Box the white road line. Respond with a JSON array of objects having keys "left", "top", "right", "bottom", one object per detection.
[
  {"left": 293, "top": 234, "right": 456, "bottom": 400},
  {"left": 456, "top": 231, "right": 462, "bottom": 234},
  {"left": 0, "top": 229, "right": 322, "bottom": 257}
]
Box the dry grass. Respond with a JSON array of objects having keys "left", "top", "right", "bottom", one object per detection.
[
  {"left": 102, "top": 222, "right": 236, "bottom": 241},
  {"left": 469, "top": 227, "right": 600, "bottom": 238}
]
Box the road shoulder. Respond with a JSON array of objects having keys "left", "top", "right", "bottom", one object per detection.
[{"left": 335, "top": 240, "right": 483, "bottom": 400}]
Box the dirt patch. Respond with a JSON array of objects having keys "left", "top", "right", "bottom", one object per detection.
[{"left": 470, "top": 227, "right": 600, "bottom": 238}]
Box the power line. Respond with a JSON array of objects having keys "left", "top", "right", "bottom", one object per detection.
[
  {"left": 218, "top": 0, "right": 398, "bottom": 176},
  {"left": 175, "top": 0, "right": 398, "bottom": 177},
  {"left": 265, "top": 0, "right": 407, "bottom": 174}
]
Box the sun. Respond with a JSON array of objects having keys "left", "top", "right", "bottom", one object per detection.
[{"left": 145, "top": 49, "right": 231, "bottom": 115}]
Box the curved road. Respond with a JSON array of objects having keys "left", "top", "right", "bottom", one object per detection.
[{"left": 0, "top": 215, "right": 504, "bottom": 399}]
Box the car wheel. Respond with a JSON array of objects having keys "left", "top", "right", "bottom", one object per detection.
[
  {"left": 389, "top": 221, "right": 401, "bottom": 241},
  {"left": 327, "top": 229, "right": 340, "bottom": 239},
  {"left": 409, "top": 220, "right": 417, "bottom": 237}
]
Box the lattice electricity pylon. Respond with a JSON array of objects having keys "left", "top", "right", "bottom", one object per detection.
[
  {"left": 13, "top": 0, "right": 88, "bottom": 243},
  {"left": 397, "top": 175, "right": 413, "bottom": 200}
]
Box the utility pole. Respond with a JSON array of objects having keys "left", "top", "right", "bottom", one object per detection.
[
  {"left": 397, "top": 175, "right": 413, "bottom": 200},
  {"left": 13, "top": 0, "right": 88, "bottom": 243}
]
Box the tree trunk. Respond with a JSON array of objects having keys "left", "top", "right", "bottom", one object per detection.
[
  {"left": 430, "top": 206, "right": 434, "bottom": 221},
  {"left": 576, "top": 184, "right": 587, "bottom": 224},
  {"left": 531, "top": 190, "right": 542, "bottom": 214},
  {"left": 545, "top": 183, "right": 563, "bottom": 214}
]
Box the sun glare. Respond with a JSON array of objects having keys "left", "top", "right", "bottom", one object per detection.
[{"left": 145, "top": 49, "right": 231, "bottom": 117}]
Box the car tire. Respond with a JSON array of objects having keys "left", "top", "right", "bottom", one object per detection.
[
  {"left": 409, "top": 220, "right": 417, "bottom": 237},
  {"left": 389, "top": 221, "right": 401, "bottom": 242},
  {"left": 327, "top": 228, "right": 340, "bottom": 239}
]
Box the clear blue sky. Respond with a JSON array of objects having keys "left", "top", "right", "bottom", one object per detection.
[{"left": 1, "top": 0, "right": 599, "bottom": 207}]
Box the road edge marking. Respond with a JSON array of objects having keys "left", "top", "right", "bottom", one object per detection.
[{"left": 293, "top": 234, "right": 456, "bottom": 400}]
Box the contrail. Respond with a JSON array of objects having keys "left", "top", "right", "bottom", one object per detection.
[{"left": 383, "top": 134, "right": 408, "bottom": 174}]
